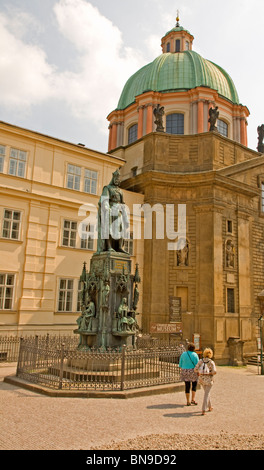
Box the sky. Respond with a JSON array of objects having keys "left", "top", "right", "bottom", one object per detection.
[{"left": 0, "top": 0, "right": 263, "bottom": 154}]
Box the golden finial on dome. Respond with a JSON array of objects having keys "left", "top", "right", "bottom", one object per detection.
[{"left": 176, "top": 9, "right": 180, "bottom": 27}]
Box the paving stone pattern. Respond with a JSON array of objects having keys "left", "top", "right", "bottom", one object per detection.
[{"left": 1, "top": 364, "right": 264, "bottom": 450}]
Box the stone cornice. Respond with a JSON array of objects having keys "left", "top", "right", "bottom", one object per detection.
[
  {"left": 217, "top": 154, "right": 264, "bottom": 177},
  {"left": 121, "top": 169, "right": 259, "bottom": 199}
]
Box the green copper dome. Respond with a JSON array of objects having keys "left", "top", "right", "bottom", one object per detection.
[{"left": 117, "top": 50, "right": 240, "bottom": 110}]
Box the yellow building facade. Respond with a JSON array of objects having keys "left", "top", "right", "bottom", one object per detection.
[{"left": 0, "top": 121, "right": 144, "bottom": 336}]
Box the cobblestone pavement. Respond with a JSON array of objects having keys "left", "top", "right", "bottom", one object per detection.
[{"left": 1, "top": 363, "right": 264, "bottom": 450}]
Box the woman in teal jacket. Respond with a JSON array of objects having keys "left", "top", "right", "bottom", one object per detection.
[{"left": 179, "top": 343, "right": 199, "bottom": 406}]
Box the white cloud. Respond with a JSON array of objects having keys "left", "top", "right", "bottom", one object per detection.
[
  {"left": 0, "top": 13, "right": 54, "bottom": 109},
  {"left": 145, "top": 34, "right": 162, "bottom": 60},
  {"left": 54, "top": 0, "right": 122, "bottom": 53},
  {"left": 2, "top": 7, "right": 43, "bottom": 39},
  {"left": 52, "top": 0, "right": 145, "bottom": 129}
]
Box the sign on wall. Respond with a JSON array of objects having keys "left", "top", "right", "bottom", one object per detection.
[
  {"left": 150, "top": 323, "right": 182, "bottom": 334},
  {"left": 192, "top": 333, "right": 201, "bottom": 350},
  {"left": 169, "top": 296, "right": 182, "bottom": 322}
]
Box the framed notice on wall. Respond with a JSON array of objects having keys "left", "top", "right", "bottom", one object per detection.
[
  {"left": 169, "top": 296, "right": 181, "bottom": 322},
  {"left": 192, "top": 333, "right": 201, "bottom": 351}
]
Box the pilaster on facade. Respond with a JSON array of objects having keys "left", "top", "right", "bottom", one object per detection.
[
  {"left": 18, "top": 201, "right": 58, "bottom": 326},
  {"left": 146, "top": 104, "right": 154, "bottom": 134},
  {"left": 137, "top": 106, "right": 144, "bottom": 140}
]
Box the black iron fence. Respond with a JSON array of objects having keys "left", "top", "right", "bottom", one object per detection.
[
  {"left": 0, "top": 335, "right": 21, "bottom": 362},
  {"left": 14, "top": 335, "right": 185, "bottom": 391},
  {"left": 0, "top": 334, "right": 79, "bottom": 363},
  {"left": 0, "top": 334, "right": 185, "bottom": 362}
]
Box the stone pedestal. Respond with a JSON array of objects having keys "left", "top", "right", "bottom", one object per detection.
[
  {"left": 75, "top": 251, "right": 140, "bottom": 350},
  {"left": 227, "top": 336, "right": 246, "bottom": 366},
  {"left": 62, "top": 357, "right": 159, "bottom": 382}
]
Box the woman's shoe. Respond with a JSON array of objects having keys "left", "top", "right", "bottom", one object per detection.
[{"left": 191, "top": 400, "right": 198, "bottom": 405}]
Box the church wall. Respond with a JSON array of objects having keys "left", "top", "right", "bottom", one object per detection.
[
  {"left": 120, "top": 132, "right": 264, "bottom": 362},
  {"left": 117, "top": 132, "right": 258, "bottom": 182}
]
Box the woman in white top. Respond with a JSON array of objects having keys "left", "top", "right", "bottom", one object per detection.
[{"left": 195, "top": 348, "right": 217, "bottom": 415}]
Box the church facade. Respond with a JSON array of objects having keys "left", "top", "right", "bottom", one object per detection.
[{"left": 107, "top": 18, "right": 263, "bottom": 363}]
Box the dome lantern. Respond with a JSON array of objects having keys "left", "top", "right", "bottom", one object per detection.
[{"left": 161, "top": 14, "right": 194, "bottom": 53}]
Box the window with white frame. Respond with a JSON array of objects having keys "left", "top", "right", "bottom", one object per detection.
[
  {"left": 80, "top": 223, "right": 94, "bottom": 250},
  {"left": 77, "top": 280, "right": 83, "bottom": 312},
  {"left": 58, "top": 279, "right": 74, "bottom": 312},
  {"left": 0, "top": 145, "right": 5, "bottom": 172},
  {"left": 124, "top": 232, "right": 134, "bottom": 255},
  {"left": 62, "top": 220, "right": 77, "bottom": 247},
  {"left": 2, "top": 209, "right": 21, "bottom": 240},
  {"left": 8, "top": 148, "right": 27, "bottom": 178},
  {"left": 0, "top": 274, "right": 15, "bottom": 310},
  {"left": 84, "top": 169, "right": 98, "bottom": 195},
  {"left": 66, "top": 164, "right": 81, "bottom": 190}
]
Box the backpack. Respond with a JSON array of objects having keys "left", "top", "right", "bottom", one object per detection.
[{"left": 198, "top": 359, "right": 211, "bottom": 374}]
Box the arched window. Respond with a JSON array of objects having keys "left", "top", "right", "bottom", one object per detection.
[
  {"left": 166, "top": 113, "right": 184, "bottom": 135},
  {"left": 128, "top": 124, "right": 138, "bottom": 144},
  {"left": 166, "top": 42, "right": 170, "bottom": 52},
  {"left": 175, "top": 39, "right": 181, "bottom": 52},
  {"left": 218, "top": 119, "right": 228, "bottom": 137}
]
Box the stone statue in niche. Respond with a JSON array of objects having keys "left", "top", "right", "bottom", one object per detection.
[
  {"left": 117, "top": 297, "right": 128, "bottom": 331},
  {"left": 101, "top": 280, "right": 110, "bottom": 308},
  {"left": 257, "top": 124, "right": 264, "bottom": 153},
  {"left": 116, "top": 297, "right": 137, "bottom": 332},
  {"left": 208, "top": 106, "right": 219, "bottom": 132},
  {"left": 226, "top": 240, "right": 235, "bottom": 268},
  {"left": 132, "top": 283, "right": 140, "bottom": 311},
  {"left": 77, "top": 298, "right": 96, "bottom": 332},
  {"left": 154, "top": 104, "right": 165, "bottom": 132},
  {"left": 176, "top": 241, "right": 189, "bottom": 266}
]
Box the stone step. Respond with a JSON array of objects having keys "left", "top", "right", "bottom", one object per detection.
[
  {"left": 48, "top": 365, "right": 160, "bottom": 382},
  {"left": 247, "top": 355, "right": 261, "bottom": 365}
]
